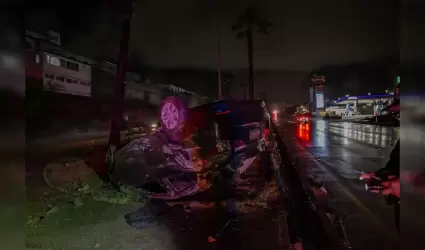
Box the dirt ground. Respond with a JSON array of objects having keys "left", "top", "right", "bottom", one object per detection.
[{"left": 25, "top": 198, "right": 176, "bottom": 250}]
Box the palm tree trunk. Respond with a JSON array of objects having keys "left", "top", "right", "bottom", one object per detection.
[
  {"left": 108, "top": 1, "right": 133, "bottom": 147},
  {"left": 247, "top": 26, "right": 254, "bottom": 100}
]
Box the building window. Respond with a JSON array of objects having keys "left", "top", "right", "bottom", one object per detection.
[
  {"left": 45, "top": 54, "right": 61, "bottom": 66},
  {"left": 66, "top": 77, "right": 78, "bottom": 84},
  {"left": 56, "top": 76, "right": 65, "bottom": 82},
  {"left": 66, "top": 61, "right": 79, "bottom": 71},
  {"left": 44, "top": 73, "right": 54, "bottom": 79}
]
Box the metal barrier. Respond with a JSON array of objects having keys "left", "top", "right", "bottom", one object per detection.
[{"left": 270, "top": 122, "right": 336, "bottom": 250}]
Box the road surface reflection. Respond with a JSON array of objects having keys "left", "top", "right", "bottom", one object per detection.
[
  {"left": 277, "top": 118, "right": 401, "bottom": 250},
  {"left": 297, "top": 123, "right": 310, "bottom": 141}
]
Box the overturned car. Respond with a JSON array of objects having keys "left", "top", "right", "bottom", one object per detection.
[{"left": 109, "top": 96, "right": 271, "bottom": 201}]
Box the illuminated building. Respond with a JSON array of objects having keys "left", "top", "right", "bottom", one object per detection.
[{"left": 308, "top": 73, "right": 326, "bottom": 116}]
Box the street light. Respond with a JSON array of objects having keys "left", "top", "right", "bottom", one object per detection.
[
  {"left": 385, "top": 89, "right": 389, "bottom": 94},
  {"left": 368, "top": 92, "right": 371, "bottom": 95}
]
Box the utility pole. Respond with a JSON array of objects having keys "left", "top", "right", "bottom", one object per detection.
[{"left": 108, "top": 0, "right": 134, "bottom": 149}]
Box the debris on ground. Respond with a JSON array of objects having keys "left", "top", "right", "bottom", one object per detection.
[
  {"left": 237, "top": 181, "right": 280, "bottom": 213},
  {"left": 208, "top": 236, "right": 217, "bottom": 243},
  {"left": 43, "top": 158, "right": 143, "bottom": 205},
  {"left": 26, "top": 157, "right": 146, "bottom": 227}
]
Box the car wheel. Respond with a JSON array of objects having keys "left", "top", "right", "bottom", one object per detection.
[
  {"left": 124, "top": 207, "right": 158, "bottom": 229},
  {"left": 160, "top": 96, "right": 188, "bottom": 142}
]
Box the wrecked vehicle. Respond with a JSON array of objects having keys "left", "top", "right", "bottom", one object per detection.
[{"left": 109, "top": 96, "right": 270, "bottom": 201}]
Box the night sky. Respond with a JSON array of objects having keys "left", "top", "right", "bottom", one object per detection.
[{"left": 25, "top": 0, "right": 424, "bottom": 103}]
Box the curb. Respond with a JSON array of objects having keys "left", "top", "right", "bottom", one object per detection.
[
  {"left": 353, "top": 121, "right": 400, "bottom": 127},
  {"left": 269, "top": 126, "right": 336, "bottom": 250}
]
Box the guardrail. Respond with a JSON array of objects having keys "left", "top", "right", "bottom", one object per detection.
[{"left": 269, "top": 122, "right": 336, "bottom": 249}]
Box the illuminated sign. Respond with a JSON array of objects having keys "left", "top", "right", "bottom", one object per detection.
[
  {"left": 311, "top": 74, "right": 326, "bottom": 83},
  {"left": 315, "top": 92, "right": 324, "bottom": 109},
  {"left": 314, "top": 85, "right": 324, "bottom": 92}
]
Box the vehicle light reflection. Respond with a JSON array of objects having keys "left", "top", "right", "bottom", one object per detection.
[{"left": 297, "top": 124, "right": 310, "bottom": 141}]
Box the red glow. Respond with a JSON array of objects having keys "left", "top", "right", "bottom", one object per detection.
[
  {"left": 297, "top": 124, "right": 310, "bottom": 141},
  {"left": 296, "top": 116, "right": 309, "bottom": 122},
  {"left": 264, "top": 128, "right": 270, "bottom": 138}
]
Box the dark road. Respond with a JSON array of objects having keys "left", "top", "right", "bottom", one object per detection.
[{"left": 275, "top": 117, "right": 402, "bottom": 250}]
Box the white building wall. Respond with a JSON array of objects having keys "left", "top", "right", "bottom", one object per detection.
[
  {"left": 125, "top": 81, "right": 163, "bottom": 105},
  {"left": 42, "top": 52, "right": 92, "bottom": 96},
  {"left": 157, "top": 83, "right": 209, "bottom": 107}
]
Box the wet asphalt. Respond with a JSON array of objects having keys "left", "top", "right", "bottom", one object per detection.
[{"left": 274, "top": 117, "right": 405, "bottom": 250}]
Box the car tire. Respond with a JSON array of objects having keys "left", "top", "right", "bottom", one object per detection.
[
  {"left": 124, "top": 207, "right": 158, "bottom": 229},
  {"left": 160, "top": 96, "right": 188, "bottom": 142}
]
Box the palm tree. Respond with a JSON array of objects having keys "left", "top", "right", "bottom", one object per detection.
[{"left": 232, "top": 7, "right": 271, "bottom": 100}]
